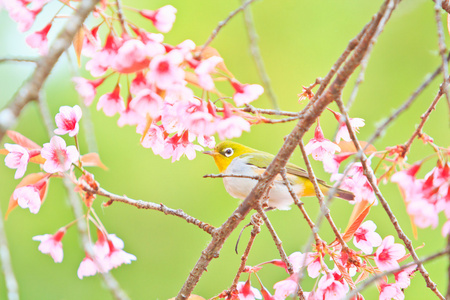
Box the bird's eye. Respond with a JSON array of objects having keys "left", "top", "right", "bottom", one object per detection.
[{"left": 223, "top": 148, "right": 234, "bottom": 157}]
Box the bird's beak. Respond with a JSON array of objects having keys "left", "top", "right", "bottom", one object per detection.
[{"left": 203, "top": 151, "right": 215, "bottom": 156}]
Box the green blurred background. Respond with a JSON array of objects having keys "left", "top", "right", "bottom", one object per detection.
[{"left": 0, "top": 0, "right": 449, "bottom": 299}]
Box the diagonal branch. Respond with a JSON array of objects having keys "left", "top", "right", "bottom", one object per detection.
[{"left": 0, "top": 0, "right": 101, "bottom": 142}]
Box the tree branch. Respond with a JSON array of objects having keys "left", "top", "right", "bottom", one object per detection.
[{"left": 0, "top": 0, "right": 101, "bottom": 142}]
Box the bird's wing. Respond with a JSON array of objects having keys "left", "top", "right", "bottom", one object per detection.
[{"left": 240, "top": 152, "right": 329, "bottom": 186}]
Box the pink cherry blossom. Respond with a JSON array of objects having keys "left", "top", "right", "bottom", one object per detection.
[
  {"left": 81, "top": 24, "right": 101, "bottom": 57},
  {"left": 97, "top": 85, "right": 126, "bottom": 116},
  {"left": 407, "top": 200, "right": 439, "bottom": 229},
  {"left": 140, "top": 5, "right": 177, "bottom": 33},
  {"left": 195, "top": 56, "right": 223, "bottom": 90},
  {"left": 379, "top": 281, "right": 404, "bottom": 300},
  {"left": 129, "top": 88, "right": 163, "bottom": 118},
  {"left": 130, "top": 72, "right": 149, "bottom": 95},
  {"left": 230, "top": 79, "right": 264, "bottom": 106},
  {"left": 85, "top": 34, "right": 121, "bottom": 77},
  {"left": 147, "top": 50, "right": 185, "bottom": 90},
  {"left": 216, "top": 116, "right": 251, "bottom": 140},
  {"left": 54, "top": 105, "right": 82, "bottom": 137},
  {"left": 323, "top": 153, "right": 353, "bottom": 174},
  {"left": 236, "top": 281, "right": 262, "bottom": 300},
  {"left": 117, "top": 107, "right": 145, "bottom": 127},
  {"left": 160, "top": 102, "right": 186, "bottom": 134},
  {"left": 137, "top": 122, "right": 165, "bottom": 155},
  {"left": 353, "top": 220, "right": 382, "bottom": 254},
  {"left": 41, "top": 136, "right": 79, "bottom": 173},
  {"left": 171, "top": 131, "right": 203, "bottom": 162},
  {"left": 32, "top": 228, "right": 66, "bottom": 263},
  {"left": 304, "top": 122, "right": 341, "bottom": 161},
  {"left": 374, "top": 236, "right": 406, "bottom": 271},
  {"left": 315, "top": 272, "right": 349, "bottom": 300},
  {"left": 273, "top": 275, "right": 298, "bottom": 299},
  {"left": 4, "top": 143, "right": 30, "bottom": 179},
  {"left": 184, "top": 110, "right": 215, "bottom": 136},
  {"left": 394, "top": 265, "right": 416, "bottom": 289},
  {"left": 112, "top": 39, "right": 150, "bottom": 74},
  {"left": 335, "top": 116, "right": 365, "bottom": 143},
  {"left": 72, "top": 77, "right": 104, "bottom": 106},
  {"left": 25, "top": 23, "right": 51, "bottom": 55},
  {"left": 4, "top": 1, "right": 41, "bottom": 32},
  {"left": 13, "top": 185, "right": 42, "bottom": 214},
  {"left": 197, "top": 135, "right": 216, "bottom": 149},
  {"left": 77, "top": 256, "right": 99, "bottom": 279}
]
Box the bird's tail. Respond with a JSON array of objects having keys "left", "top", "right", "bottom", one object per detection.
[{"left": 334, "top": 188, "right": 355, "bottom": 201}]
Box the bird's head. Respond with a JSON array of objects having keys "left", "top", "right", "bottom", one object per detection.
[{"left": 203, "top": 141, "right": 254, "bottom": 173}]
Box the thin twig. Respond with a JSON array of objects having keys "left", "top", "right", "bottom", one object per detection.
[
  {"left": 298, "top": 140, "right": 347, "bottom": 249},
  {"left": 345, "top": 246, "right": 450, "bottom": 300},
  {"left": 0, "top": 0, "right": 101, "bottom": 142},
  {"left": 365, "top": 53, "right": 450, "bottom": 149},
  {"left": 0, "top": 57, "right": 38, "bottom": 63},
  {"left": 402, "top": 88, "right": 445, "bottom": 157},
  {"left": 198, "top": 0, "right": 259, "bottom": 58},
  {"left": 242, "top": 104, "right": 299, "bottom": 116},
  {"left": 255, "top": 205, "right": 305, "bottom": 300},
  {"left": 83, "top": 184, "right": 216, "bottom": 235},
  {"left": 203, "top": 173, "right": 261, "bottom": 180},
  {"left": 0, "top": 204, "right": 19, "bottom": 300},
  {"left": 230, "top": 215, "right": 262, "bottom": 292},
  {"left": 334, "top": 90, "right": 445, "bottom": 299},
  {"left": 115, "top": 0, "right": 127, "bottom": 34},
  {"left": 37, "top": 87, "right": 129, "bottom": 299},
  {"left": 177, "top": 1, "right": 398, "bottom": 298},
  {"left": 240, "top": 0, "right": 279, "bottom": 110},
  {"left": 280, "top": 169, "right": 321, "bottom": 245}
]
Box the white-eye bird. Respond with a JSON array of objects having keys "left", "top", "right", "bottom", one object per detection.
[{"left": 204, "top": 141, "right": 354, "bottom": 210}]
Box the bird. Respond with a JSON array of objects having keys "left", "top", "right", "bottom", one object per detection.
[{"left": 203, "top": 140, "right": 354, "bottom": 210}]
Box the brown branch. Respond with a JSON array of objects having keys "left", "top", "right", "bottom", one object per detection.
[
  {"left": 83, "top": 184, "right": 216, "bottom": 235},
  {"left": 115, "top": 0, "right": 127, "bottom": 34},
  {"left": 240, "top": 0, "right": 279, "bottom": 110},
  {"left": 345, "top": 246, "right": 450, "bottom": 300},
  {"left": 176, "top": 2, "right": 394, "bottom": 299},
  {"left": 0, "top": 57, "right": 38, "bottom": 64},
  {"left": 230, "top": 215, "right": 262, "bottom": 292},
  {"left": 334, "top": 86, "right": 445, "bottom": 299},
  {"left": 434, "top": 0, "right": 450, "bottom": 124},
  {"left": 242, "top": 104, "right": 299, "bottom": 116},
  {"left": 402, "top": 88, "right": 445, "bottom": 157},
  {"left": 203, "top": 173, "right": 261, "bottom": 180},
  {"left": 298, "top": 140, "right": 347, "bottom": 249},
  {"left": 433, "top": 0, "right": 450, "bottom": 14},
  {"left": 198, "top": 0, "right": 259, "bottom": 58},
  {"left": 0, "top": 204, "right": 19, "bottom": 300},
  {"left": 366, "top": 53, "right": 449, "bottom": 148},
  {"left": 0, "top": 0, "right": 101, "bottom": 142},
  {"left": 280, "top": 169, "right": 321, "bottom": 245}
]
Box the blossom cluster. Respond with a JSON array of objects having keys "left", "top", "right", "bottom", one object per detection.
[
  {"left": 2, "top": 105, "right": 136, "bottom": 277},
  {"left": 391, "top": 160, "right": 450, "bottom": 236},
  {"left": 229, "top": 221, "right": 414, "bottom": 300}
]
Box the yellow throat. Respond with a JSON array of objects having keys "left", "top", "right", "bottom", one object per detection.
[{"left": 203, "top": 141, "right": 255, "bottom": 173}]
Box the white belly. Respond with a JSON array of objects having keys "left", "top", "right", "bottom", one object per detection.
[{"left": 223, "top": 157, "right": 303, "bottom": 210}]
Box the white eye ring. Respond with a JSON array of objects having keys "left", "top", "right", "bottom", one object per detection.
[{"left": 224, "top": 148, "right": 234, "bottom": 157}]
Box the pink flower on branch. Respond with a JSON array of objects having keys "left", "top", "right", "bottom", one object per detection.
[
  {"left": 140, "top": 5, "right": 177, "bottom": 33},
  {"left": 315, "top": 271, "right": 349, "bottom": 300},
  {"left": 236, "top": 280, "right": 262, "bottom": 300},
  {"left": 4, "top": 144, "right": 31, "bottom": 179},
  {"left": 41, "top": 136, "right": 79, "bottom": 173},
  {"left": 353, "top": 220, "right": 382, "bottom": 254},
  {"left": 112, "top": 39, "right": 151, "bottom": 74},
  {"left": 13, "top": 185, "right": 42, "bottom": 214},
  {"left": 374, "top": 236, "right": 406, "bottom": 271},
  {"left": 32, "top": 228, "right": 66, "bottom": 263},
  {"left": 273, "top": 275, "right": 298, "bottom": 299},
  {"left": 304, "top": 121, "right": 341, "bottom": 161},
  {"left": 147, "top": 50, "right": 185, "bottom": 90},
  {"left": 329, "top": 109, "right": 365, "bottom": 143},
  {"left": 130, "top": 88, "right": 163, "bottom": 118},
  {"left": 230, "top": 79, "right": 264, "bottom": 107},
  {"left": 54, "top": 105, "right": 82, "bottom": 137},
  {"left": 25, "top": 23, "right": 51, "bottom": 55},
  {"left": 379, "top": 281, "right": 404, "bottom": 300},
  {"left": 97, "top": 85, "right": 126, "bottom": 116},
  {"left": 72, "top": 77, "right": 105, "bottom": 106},
  {"left": 85, "top": 34, "right": 121, "bottom": 77},
  {"left": 195, "top": 56, "right": 223, "bottom": 90}
]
